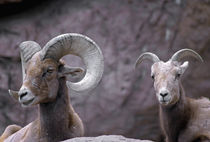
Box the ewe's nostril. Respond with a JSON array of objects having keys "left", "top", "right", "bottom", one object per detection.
[
  {"left": 160, "top": 93, "right": 168, "bottom": 97},
  {"left": 19, "top": 92, "right": 28, "bottom": 99}
]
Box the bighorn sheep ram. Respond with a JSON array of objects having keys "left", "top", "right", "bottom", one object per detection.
[
  {"left": 135, "top": 49, "right": 210, "bottom": 142},
  {"left": 0, "top": 33, "right": 104, "bottom": 142}
]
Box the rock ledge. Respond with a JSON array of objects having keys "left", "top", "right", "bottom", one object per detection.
[{"left": 62, "top": 135, "right": 154, "bottom": 142}]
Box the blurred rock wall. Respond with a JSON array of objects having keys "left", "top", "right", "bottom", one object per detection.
[{"left": 0, "top": 0, "right": 210, "bottom": 141}]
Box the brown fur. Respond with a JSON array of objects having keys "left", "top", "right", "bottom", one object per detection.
[
  {"left": 159, "top": 84, "right": 192, "bottom": 142},
  {"left": 160, "top": 93, "right": 210, "bottom": 142},
  {"left": 2, "top": 52, "right": 84, "bottom": 142},
  {"left": 151, "top": 61, "right": 210, "bottom": 142}
]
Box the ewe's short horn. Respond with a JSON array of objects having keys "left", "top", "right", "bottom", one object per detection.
[
  {"left": 171, "top": 49, "right": 203, "bottom": 62},
  {"left": 41, "top": 33, "right": 104, "bottom": 93},
  {"left": 8, "top": 41, "right": 41, "bottom": 97},
  {"left": 135, "top": 52, "right": 160, "bottom": 69}
]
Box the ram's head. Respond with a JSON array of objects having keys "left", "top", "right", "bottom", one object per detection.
[{"left": 9, "top": 33, "right": 104, "bottom": 106}]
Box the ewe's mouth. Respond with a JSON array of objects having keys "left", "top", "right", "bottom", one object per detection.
[
  {"left": 159, "top": 98, "right": 170, "bottom": 105},
  {"left": 160, "top": 100, "right": 168, "bottom": 104}
]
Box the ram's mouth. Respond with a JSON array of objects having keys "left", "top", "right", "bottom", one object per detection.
[
  {"left": 19, "top": 94, "right": 35, "bottom": 107},
  {"left": 22, "top": 98, "right": 34, "bottom": 106}
]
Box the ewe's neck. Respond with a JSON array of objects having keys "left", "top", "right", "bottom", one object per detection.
[
  {"left": 39, "top": 77, "right": 72, "bottom": 142},
  {"left": 160, "top": 83, "right": 191, "bottom": 142}
]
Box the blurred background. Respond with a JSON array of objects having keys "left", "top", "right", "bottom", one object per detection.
[{"left": 0, "top": 0, "right": 209, "bottom": 141}]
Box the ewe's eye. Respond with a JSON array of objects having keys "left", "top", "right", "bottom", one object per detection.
[
  {"left": 151, "top": 75, "right": 155, "bottom": 79},
  {"left": 175, "top": 73, "right": 181, "bottom": 80}
]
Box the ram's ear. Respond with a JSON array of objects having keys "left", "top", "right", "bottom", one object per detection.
[
  {"left": 58, "top": 65, "right": 84, "bottom": 78},
  {"left": 8, "top": 90, "right": 19, "bottom": 101}
]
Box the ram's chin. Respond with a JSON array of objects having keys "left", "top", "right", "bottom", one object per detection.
[{"left": 21, "top": 97, "right": 36, "bottom": 107}]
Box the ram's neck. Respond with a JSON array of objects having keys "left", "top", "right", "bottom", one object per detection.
[
  {"left": 38, "top": 77, "right": 72, "bottom": 142},
  {"left": 160, "top": 83, "right": 191, "bottom": 142}
]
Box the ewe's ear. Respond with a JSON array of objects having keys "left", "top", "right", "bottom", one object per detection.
[
  {"left": 180, "top": 61, "right": 189, "bottom": 74},
  {"left": 8, "top": 90, "right": 19, "bottom": 101},
  {"left": 58, "top": 65, "right": 84, "bottom": 78}
]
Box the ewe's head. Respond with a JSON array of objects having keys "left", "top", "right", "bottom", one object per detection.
[
  {"left": 9, "top": 33, "right": 104, "bottom": 107},
  {"left": 135, "top": 49, "right": 203, "bottom": 106}
]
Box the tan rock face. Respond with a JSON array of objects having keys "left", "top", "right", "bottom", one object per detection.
[{"left": 0, "top": 0, "right": 209, "bottom": 141}]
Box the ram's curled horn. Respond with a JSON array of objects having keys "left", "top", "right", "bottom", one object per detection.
[
  {"left": 8, "top": 90, "right": 19, "bottom": 101},
  {"left": 170, "top": 48, "right": 203, "bottom": 62},
  {"left": 41, "top": 33, "right": 104, "bottom": 93},
  {"left": 8, "top": 41, "right": 41, "bottom": 99},
  {"left": 19, "top": 41, "right": 42, "bottom": 80},
  {"left": 135, "top": 52, "right": 160, "bottom": 69}
]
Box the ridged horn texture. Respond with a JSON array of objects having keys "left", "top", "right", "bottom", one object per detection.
[
  {"left": 41, "top": 33, "right": 104, "bottom": 93},
  {"left": 19, "top": 41, "right": 42, "bottom": 80},
  {"left": 8, "top": 90, "right": 19, "bottom": 100},
  {"left": 135, "top": 52, "right": 160, "bottom": 69},
  {"left": 170, "top": 48, "right": 203, "bottom": 62},
  {"left": 8, "top": 41, "right": 41, "bottom": 98}
]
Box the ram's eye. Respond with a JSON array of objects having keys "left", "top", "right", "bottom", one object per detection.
[
  {"left": 151, "top": 75, "right": 155, "bottom": 79},
  {"left": 47, "top": 68, "right": 54, "bottom": 73},
  {"left": 42, "top": 68, "right": 54, "bottom": 77}
]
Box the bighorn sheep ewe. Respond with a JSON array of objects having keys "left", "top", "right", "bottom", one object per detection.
[
  {"left": 0, "top": 33, "right": 104, "bottom": 142},
  {"left": 135, "top": 49, "right": 210, "bottom": 142}
]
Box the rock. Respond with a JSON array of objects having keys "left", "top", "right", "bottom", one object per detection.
[
  {"left": 0, "top": 0, "right": 210, "bottom": 141},
  {"left": 62, "top": 135, "right": 154, "bottom": 142}
]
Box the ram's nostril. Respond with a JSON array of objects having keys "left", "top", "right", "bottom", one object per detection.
[
  {"left": 160, "top": 93, "right": 168, "bottom": 97},
  {"left": 20, "top": 92, "right": 28, "bottom": 99}
]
